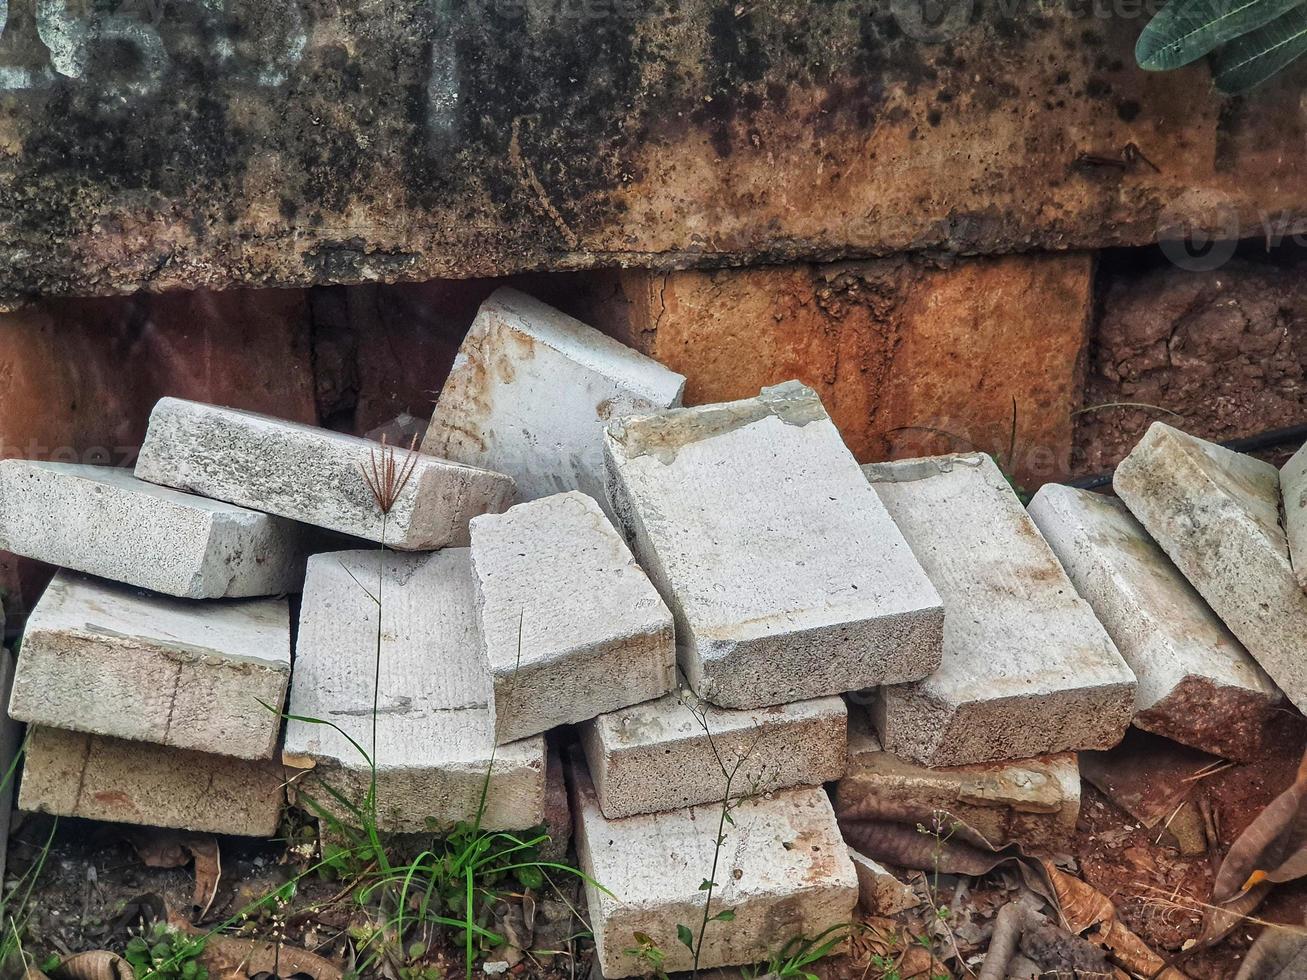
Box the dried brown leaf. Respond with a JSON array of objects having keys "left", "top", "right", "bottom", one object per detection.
[
  {"left": 1234, "top": 917, "right": 1307, "bottom": 980},
  {"left": 49, "top": 951, "right": 134, "bottom": 980},
  {"left": 200, "top": 936, "right": 343, "bottom": 980},
  {"left": 1040, "top": 863, "right": 1189, "bottom": 980},
  {"left": 1197, "top": 882, "right": 1272, "bottom": 948},
  {"left": 1213, "top": 750, "right": 1307, "bottom": 902},
  {"left": 126, "top": 830, "right": 222, "bottom": 919}
]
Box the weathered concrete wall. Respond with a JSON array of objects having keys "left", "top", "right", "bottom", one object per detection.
[{"left": 0, "top": 0, "right": 1303, "bottom": 302}]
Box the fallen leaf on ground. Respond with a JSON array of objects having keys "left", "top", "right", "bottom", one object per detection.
[
  {"left": 47, "top": 951, "right": 133, "bottom": 980},
  {"left": 1234, "top": 915, "right": 1307, "bottom": 980},
  {"left": 1041, "top": 862, "right": 1188, "bottom": 979},
  {"left": 126, "top": 830, "right": 222, "bottom": 918},
  {"left": 1213, "top": 748, "right": 1307, "bottom": 902},
  {"left": 200, "top": 936, "right": 344, "bottom": 980},
  {"left": 1198, "top": 882, "right": 1272, "bottom": 947}
]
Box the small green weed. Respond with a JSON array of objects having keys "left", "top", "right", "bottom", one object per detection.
[
  {"left": 744, "top": 924, "right": 851, "bottom": 980},
  {"left": 123, "top": 922, "right": 208, "bottom": 980}
]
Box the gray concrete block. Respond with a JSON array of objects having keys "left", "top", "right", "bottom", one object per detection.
[
  {"left": 865, "top": 453, "right": 1136, "bottom": 766},
  {"left": 422, "top": 288, "right": 685, "bottom": 517},
  {"left": 18, "top": 726, "right": 286, "bottom": 837},
  {"left": 9, "top": 571, "right": 291, "bottom": 760},
  {"left": 580, "top": 683, "right": 847, "bottom": 818},
  {"left": 0, "top": 460, "right": 308, "bottom": 598},
  {"left": 1283, "top": 441, "right": 1307, "bottom": 591},
  {"left": 603, "top": 381, "right": 944, "bottom": 709},
  {"left": 135, "top": 397, "right": 514, "bottom": 550},
  {"left": 835, "top": 712, "right": 1080, "bottom": 854},
  {"left": 470, "top": 491, "right": 676, "bottom": 744},
  {"left": 570, "top": 756, "right": 858, "bottom": 978},
  {"left": 283, "top": 549, "right": 546, "bottom": 833},
  {"left": 1029, "top": 483, "right": 1283, "bottom": 761},
  {"left": 1115, "top": 422, "right": 1307, "bottom": 713}
]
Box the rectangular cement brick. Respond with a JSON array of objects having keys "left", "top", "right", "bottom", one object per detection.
[
  {"left": 865, "top": 453, "right": 1136, "bottom": 766},
  {"left": 580, "top": 684, "right": 847, "bottom": 818},
  {"left": 1029, "top": 483, "right": 1283, "bottom": 761},
  {"left": 847, "top": 848, "right": 920, "bottom": 916},
  {"left": 1115, "top": 422, "right": 1307, "bottom": 713},
  {"left": 9, "top": 571, "right": 291, "bottom": 760},
  {"left": 603, "top": 381, "right": 944, "bottom": 709},
  {"left": 571, "top": 757, "right": 857, "bottom": 978},
  {"left": 0, "top": 461, "right": 308, "bottom": 598},
  {"left": 470, "top": 491, "right": 676, "bottom": 744},
  {"left": 835, "top": 712, "right": 1080, "bottom": 854},
  {"left": 283, "top": 549, "right": 545, "bottom": 833},
  {"left": 422, "top": 288, "right": 686, "bottom": 515},
  {"left": 135, "top": 397, "right": 514, "bottom": 550},
  {"left": 19, "top": 727, "right": 286, "bottom": 836}
]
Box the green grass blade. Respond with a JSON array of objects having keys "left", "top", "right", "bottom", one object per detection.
[
  {"left": 1214, "top": 1, "right": 1307, "bottom": 89},
  {"left": 1136, "top": 0, "right": 1304, "bottom": 68}
]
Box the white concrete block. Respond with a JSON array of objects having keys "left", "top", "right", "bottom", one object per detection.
[
  {"left": 470, "top": 491, "right": 676, "bottom": 744},
  {"left": 603, "top": 381, "right": 944, "bottom": 710},
  {"left": 18, "top": 726, "right": 286, "bottom": 837},
  {"left": 865, "top": 453, "right": 1136, "bottom": 766},
  {"left": 0, "top": 461, "right": 308, "bottom": 598},
  {"left": 571, "top": 758, "right": 858, "bottom": 978},
  {"left": 1029, "top": 483, "right": 1283, "bottom": 761},
  {"left": 422, "top": 288, "right": 685, "bottom": 515},
  {"left": 847, "top": 849, "right": 920, "bottom": 916},
  {"left": 580, "top": 683, "right": 847, "bottom": 818},
  {"left": 1115, "top": 422, "right": 1307, "bottom": 713},
  {"left": 135, "top": 398, "right": 514, "bottom": 550},
  {"left": 835, "top": 712, "right": 1080, "bottom": 854},
  {"left": 283, "top": 549, "right": 545, "bottom": 833},
  {"left": 9, "top": 571, "right": 291, "bottom": 760}
]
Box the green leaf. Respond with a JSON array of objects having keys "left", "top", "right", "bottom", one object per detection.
[
  {"left": 633, "top": 932, "right": 654, "bottom": 946},
  {"left": 713, "top": 909, "right": 736, "bottom": 922},
  {"left": 1214, "top": 1, "right": 1307, "bottom": 90},
  {"left": 677, "top": 924, "right": 695, "bottom": 950},
  {"left": 1135, "top": 0, "right": 1303, "bottom": 69},
  {"left": 516, "top": 865, "right": 544, "bottom": 890},
  {"left": 698, "top": 879, "right": 715, "bottom": 891}
]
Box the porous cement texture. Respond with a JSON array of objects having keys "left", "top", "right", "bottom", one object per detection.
[
  {"left": 604, "top": 380, "right": 944, "bottom": 709},
  {"left": 835, "top": 712, "right": 1080, "bottom": 854},
  {"left": 470, "top": 491, "right": 676, "bottom": 744},
  {"left": 1115, "top": 422, "right": 1307, "bottom": 713},
  {"left": 1030, "top": 483, "right": 1282, "bottom": 761},
  {"left": 865, "top": 453, "right": 1136, "bottom": 766},
  {"left": 135, "top": 397, "right": 514, "bottom": 549},
  {"left": 283, "top": 549, "right": 545, "bottom": 833},
  {"left": 9, "top": 571, "right": 291, "bottom": 760},
  {"left": 571, "top": 756, "right": 858, "bottom": 978},
  {"left": 580, "top": 683, "right": 846, "bottom": 818},
  {"left": 18, "top": 727, "right": 286, "bottom": 837},
  {"left": 1283, "top": 440, "right": 1307, "bottom": 592},
  {"left": 423, "top": 288, "right": 685, "bottom": 517},
  {"left": 0, "top": 460, "right": 308, "bottom": 598}
]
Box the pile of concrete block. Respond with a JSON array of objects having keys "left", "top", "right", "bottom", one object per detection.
[
  {"left": 0, "top": 400, "right": 517, "bottom": 837},
  {"left": 8, "top": 285, "right": 1303, "bottom": 979}
]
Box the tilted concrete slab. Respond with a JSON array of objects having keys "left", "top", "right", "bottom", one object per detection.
[
  {"left": 283, "top": 549, "right": 545, "bottom": 833},
  {"left": 1281, "top": 441, "right": 1307, "bottom": 592},
  {"left": 9, "top": 571, "right": 291, "bottom": 760},
  {"left": 571, "top": 756, "right": 857, "bottom": 978},
  {"left": 835, "top": 712, "right": 1080, "bottom": 854},
  {"left": 135, "top": 398, "right": 514, "bottom": 550},
  {"left": 470, "top": 491, "right": 676, "bottom": 744},
  {"left": 847, "top": 848, "right": 920, "bottom": 916},
  {"left": 1029, "top": 483, "right": 1282, "bottom": 761},
  {"left": 424, "top": 289, "right": 685, "bottom": 515},
  {"left": 865, "top": 453, "right": 1136, "bottom": 766},
  {"left": 0, "top": 460, "right": 308, "bottom": 598},
  {"left": 1115, "top": 423, "right": 1307, "bottom": 713},
  {"left": 580, "top": 682, "right": 846, "bottom": 818},
  {"left": 19, "top": 727, "right": 286, "bottom": 837},
  {"left": 604, "top": 381, "right": 944, "bottom": 709}
]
